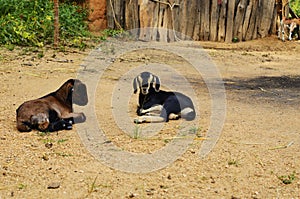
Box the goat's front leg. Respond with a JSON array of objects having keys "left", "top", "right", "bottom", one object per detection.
[
  {"left": 138, "top": 105, "right": 163, "bottom": 115},
  {"left": 288, "top": 22, "right": 297, "bottom": 41},
  {"left": 280, "top": 20, "right": 286, "bottom": 41},
  {"left": 48, "top": 119, "right": 73, "bottom": 132},
  {"left": 282, "top": 25, "right": 286, "bottom": 41},
  {"left": 61, "top": 112, "right": 86, "bottom": 124},
  {"left": 134, "top": 115, "right": 165, "bottom": 123}
]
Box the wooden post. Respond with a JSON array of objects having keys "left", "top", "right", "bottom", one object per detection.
[
  {"left": 242, "top": 0, "right": 253, "bottom": 41},
  {"left": 203, "top": 1, "right": 210, "bottom": 40},
  {"left": 258, "top": 0, "right": 275, "bottom": 38},
  {"left": 192, "top": 2, "right": 201, "bottom": 40},
  {"left": 245, "top": 0, "right": 258, "bottom": 41},
  {"left": 54, "top": 0, "right": 59, "bottom": 48},
  {"left": 125, "top": 0, "right": 139, "bottom": 30},
  {"left": 218, "top": 0, "right": 227, "bottom": 41},
  {"left": 210, "top": 0, "right": 220, "bottom": 41},
  {"left": 120, "top": 0, "right": 280, "bottom": 42},
  {"left": 225, "top": 0, "right": 235, "bottom": 42},
  {"left": 234, "top": 0, "right": 247, "bottom": 41}
]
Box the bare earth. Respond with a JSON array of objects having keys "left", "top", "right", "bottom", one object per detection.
[{"left": 0, "top": 36, "right": 300, "bottom": 198}]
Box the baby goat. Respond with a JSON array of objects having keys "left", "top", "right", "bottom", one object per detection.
[
  {"left": 278, "top": 16, "right": 300, "bottom": 41},
  {"left": 133, "top": 71, "right": 195, "bottom": 123},
  {"left": 16, "top": 79, "right": 88, "bottom": 132}
]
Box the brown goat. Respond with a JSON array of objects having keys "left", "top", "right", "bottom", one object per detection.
[{"left": 16, "top": 79, "right": 88, "bottom": 132}]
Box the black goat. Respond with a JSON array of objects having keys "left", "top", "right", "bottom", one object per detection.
[
  {"left": 16, "top": 79, "right": 88, "bottom": 132},
  {"left": 133, "top": 71, "right": 195, "bottom": 123}
]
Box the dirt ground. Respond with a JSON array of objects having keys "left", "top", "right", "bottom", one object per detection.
[{"left": 0, "top": 36, "right": 300, "bottom": 198}]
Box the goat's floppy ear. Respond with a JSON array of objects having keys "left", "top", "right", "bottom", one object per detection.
[
  {"left": 133, "top": 77, "right": 138, "bottom": 94},
  {"left": 152, "top": 75, "right": 160, "bottom": 92}
]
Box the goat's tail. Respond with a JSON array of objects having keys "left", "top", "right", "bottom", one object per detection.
[{"left": 181, "top": 108, "right": 196, "bottom": 121}]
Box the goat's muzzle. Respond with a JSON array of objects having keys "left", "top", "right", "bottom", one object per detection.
[{"left": 141, "top": 87, "right": 149, "bottom": 95}]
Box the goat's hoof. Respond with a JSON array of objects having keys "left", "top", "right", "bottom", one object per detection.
[
  {"left": 62, "top": 120, "right": 73, "bottom": 130},
  {"left": 134, "top": 118, "right": 142, "bottom": 124},
  {"left": 137, "top": 110, "right": 143, "bottom": 116}
]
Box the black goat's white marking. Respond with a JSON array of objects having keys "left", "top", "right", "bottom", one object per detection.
[{"left": 133, "top": 71, "right": 195, "bottom": 123}]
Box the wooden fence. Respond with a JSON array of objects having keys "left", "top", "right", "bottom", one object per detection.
[{"left": 107, "top": 0, "right": 280, "bottom": 42}]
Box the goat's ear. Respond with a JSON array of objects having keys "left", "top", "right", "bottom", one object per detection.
[
  {"left": 153, "top": 75, "right": 160, "bottom": 92},
  {"left": 133, "top": 77, "right": 138, "bottom": 94}
]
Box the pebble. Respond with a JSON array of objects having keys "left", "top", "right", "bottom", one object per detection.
[
  {"left": 45, "top": 142, "right": 53, "bottom": 149},
  {"left": 47, "top": 182, "right": 60, "bottom": 189}
]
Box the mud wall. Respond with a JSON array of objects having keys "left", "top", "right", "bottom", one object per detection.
[{"left": 88, "top": 0, "right": 107, "bottom": 31}]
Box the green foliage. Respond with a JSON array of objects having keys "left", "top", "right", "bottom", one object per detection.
[
  {"left": 0, "top": 0, "right": 89, "bottom": 48},
  {"left": 290, "top": 0, "right": 300, "bottom": 16},
  {"left": 277, "top": 172, "right": 296, "bottom": 185}
]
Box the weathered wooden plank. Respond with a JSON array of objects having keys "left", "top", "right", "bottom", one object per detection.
[
  {"left": 252, "top": 2, "right": 259, "bottom": 39},
  {"left": 218, "top": 0, "right": 227, "bottom": 41},
  {"left": 151, "top": 2, "right": 160, "bottom": 40},
  {"left": 242, "top": 0, "right": 253, "bottom": 40},
  {"left": 180, "top": 0, "right": 189, "bottom": 39},
  {"left": 185, "top": 0, "right": 196, "bottom": 40},
  {"left": 258, "top": 0, "right": 275, "bottom": 38},
  {"left": 192, "top": 1, "right": 201, "bottom": 40},
  {"left": 125, "top": 0, "right": 139, "bottom": 30},
  {"left": 160, "top": 4, "right": 169, "bottom": 42},
  {"left": 203, "top": 1, "right": 210, "bottom": 40},
  {"left": 106, "top": 0, "right": 114, "bottom": 29},
  {"left": 139, "top": 0, "right": 152, "bottom": 41},
  {"left": 234, "top": 0, "right": 248, "bottom": 41},
  {"left": 270, "top": 2, "right": 278, "bottom": 35},
  {"left": 172, "top": 0, "right": 181, "bottom": 35},
  {"left": 210, "top": 0, "right": 219, "bottom": 41},
  {"left": 245, "top": 0, "right": 258, "bottom": 40},
  {"left": 198, "top": 0, "right": 203, "bottom": 40},
  {"left": 225, "top": 0, "right": 236, "bottom": 42},
  {"left": 115, "top": 0, "right": 124, "bottom": 28}
]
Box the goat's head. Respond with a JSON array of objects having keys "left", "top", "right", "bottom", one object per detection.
[
  {"left": 59, "top": 79, "right": 88, "bottom": 106},
  {"left": 133, "top": 71, "right": 160, "bottom": 95}
]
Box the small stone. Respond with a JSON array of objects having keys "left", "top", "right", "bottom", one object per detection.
[
  {"left": 128, "top": 193, "right": 137, "bottom": 198},
  {"left": 47, "top": 182, "right": 60, "bottom": 189},
  {"left": 167, "top": 174, "right": 172, "bottom": 180},
  {"left": 45, "top": 142, "right": 53, "bottom": 149},
  {"left": 22, "top": 62, "right": 33, "bottom": 66},
  {"left": 42, "top": 154, "right": 49, "bottom": 161}
]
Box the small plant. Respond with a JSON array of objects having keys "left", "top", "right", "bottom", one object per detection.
[
  {"left": 37, "top": 52, "right": 44, "bottom": 58},
  {"left": 18, "top": 183, "right": 26, "bottom": 190},
  {"left": 132, "top": 123, "right": 141, "bottom": 139},
  {"left": 189, "top": 126, "right": 202, "bottom": 137},
  {"left": 37, "top": 131, "right": 50, "bottom": 137},
  {"left": 227, "top": 153, "right": 242, "bottom": 167},
  {"left": 102, "top": 29, "right": 124, "bottom": 38},
  {"left": 57, "top": 139, "right": 68, "bottom": 144},
  {"left": 228, "top": 159, "right": 240, "bottom": 167},
  {"left": 164, "top": 139, "right": 171, "bottom": 143},
  {"left": 88, "top": 176, "right": 98, "bottom": 194},
  {"left": 277, "top": 172, "right": 296, "bottom": 185},
  {"left": 42, "top": 138, "right": 54, "bottom": 144}
]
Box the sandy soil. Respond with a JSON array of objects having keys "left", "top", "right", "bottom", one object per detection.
[{"left": 0, "top": 36, "right": 300, "bottom": 198}]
